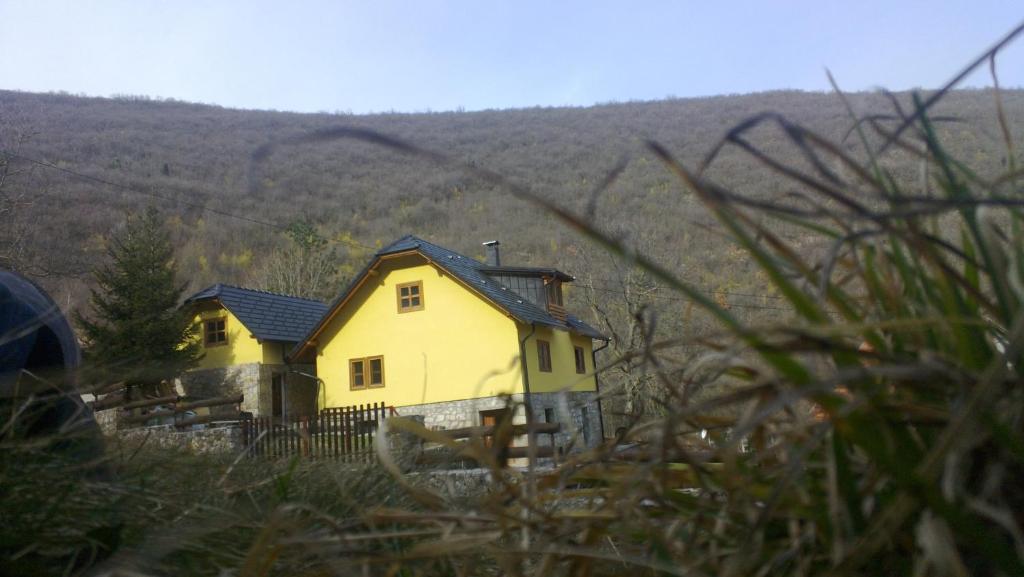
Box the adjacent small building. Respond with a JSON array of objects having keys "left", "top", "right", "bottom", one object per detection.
[
  {"left": 288, "top": 235, "right": 608, "bottom": 448},
  {"left": 181, "top": 284, "right": 328, "bottom": 418}
]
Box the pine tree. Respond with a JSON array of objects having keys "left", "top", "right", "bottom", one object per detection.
[{"left": 76, "top": 208, "right": 200, "bottom": 391}]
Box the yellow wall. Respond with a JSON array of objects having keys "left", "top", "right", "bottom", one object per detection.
[
  {"left": 262, "top": 342, "right": 287, "bottom": 365},
  {"left": 519, "top": 325, "right": 597, "bottom": 393},
  {"left": 191, "top": 303, "right": 266, "bottom": 369},
  {"left": 316, "top": 255, "right": 525, "bottom": 409}
]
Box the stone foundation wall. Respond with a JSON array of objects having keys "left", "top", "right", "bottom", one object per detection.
[
  {"left": 177, "top": 363, "right": 319, "bottom": 418},
  {"left": 397, "top": 395, "right": 525, "bottom": 431},
  {"left": 111, "top": 425, "right": 243, "bottom": 454},
  {"left": 179, "top": 364, "right": 261, "bottom": 415},
  {"left": 526, "top": 391, "right": 603, "bottom": 451},
  {"left": 393, "top": 390, "right": 603, "bottom": 452}
]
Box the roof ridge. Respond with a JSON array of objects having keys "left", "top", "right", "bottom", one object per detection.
[{"left": 205, "top": 283, "right": 328, "bottom": 304}]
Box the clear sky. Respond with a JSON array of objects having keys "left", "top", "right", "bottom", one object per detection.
[{"left": 1, "top": 1, "right": 1022, "bottom": 114}]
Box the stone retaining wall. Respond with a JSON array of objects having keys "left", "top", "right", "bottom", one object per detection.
[
  {"left": 111, "top": 424, "right": 244, "bottom": 454},
  {"left": 179, "top": 363, "right": 261, "bottom": 414},
  {"left": 393, "top": 390, "right": 603, "bottom": 452},
  {"left": 177, "top": 363, "right": 318, "bottom": 417}
]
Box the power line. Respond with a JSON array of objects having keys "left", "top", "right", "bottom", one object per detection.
[
  {"left": 1, "top": 150, "right": 377, "bottom": 252},
  {"left": 580, "top": 276, "right": 789, "bottom": 301},
  {"left": 582, "top": 284, "right": 795, "bottom": 312}
]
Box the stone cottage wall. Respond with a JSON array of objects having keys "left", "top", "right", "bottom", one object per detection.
[
  {"left": 393, "top": 390, "right": 603, "bottom": 453},
  {"left": 526, "top": 391, "right": 603, "bottom": 451},
  {"left": 178, "top": 363, "right": 261, "bottom": 415},
  {"left": 177, "top": 363, "right": 319, "bottom": 418}
]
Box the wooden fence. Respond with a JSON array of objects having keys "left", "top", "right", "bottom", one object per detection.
[{"left": 241, "top": 402, "right": 390, "bottom": 461}]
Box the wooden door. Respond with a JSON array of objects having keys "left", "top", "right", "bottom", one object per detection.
[
  {"left": 271, "top": 373, "right": 284, "bottom": 420},
  {"left": 479, "top": 408, "right": 510, "bottom": 449}
]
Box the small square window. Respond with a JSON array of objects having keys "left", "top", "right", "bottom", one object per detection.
[
  {"left": 204, "top": 318, "right": 227, "bottom": 347},
  {"left": 543, "top": 408, "right": 555, "bottom": 423},
  {"left": 537, "top": 340, "right": 552, "bottom": 372},
  {"left": 397, "top": 281, "right": 424, "bottom": 312},
  {"left": 574, "top": 346, "right": 586, "bottom": 374}
]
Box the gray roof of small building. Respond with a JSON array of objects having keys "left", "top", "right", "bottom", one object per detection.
[
  {"left": 293, "top": 235, "right": 606, "bottom": 356},
  {"left": 479, "top": 265, "right": 575, "bottom": 282},
  {"left": 184, "top": 284, "right": 329, "bottom": 344}
]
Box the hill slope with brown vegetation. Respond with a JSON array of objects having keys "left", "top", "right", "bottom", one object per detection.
[{"left": 2, "top": 87, "right": 1023, "bottom": 395}]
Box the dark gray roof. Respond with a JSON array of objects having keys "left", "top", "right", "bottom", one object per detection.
[
  {"left": 324, "top": 235, "right": 606, "bottom": 340},
  {"left": 479, "top": 265, "right": 574, "bottom": 281},
  {"left": 185, "top": 284, "right": 329, "bottom": 344}
]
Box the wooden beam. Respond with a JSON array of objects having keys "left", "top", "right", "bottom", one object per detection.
[
  {"left": 92, "top": 393, "right": 176, "bottom": 412},
  {"left": 175, "top": 413, "right": 244, "bottom": 428},
  {"left": 117, "top": 394, "right": 179, "bottom": 411},
  {"left": 443, "top": 422, "right": 560, "bottom": 440},
  {"left": 175, "top": 395, "right": 243, "bottom": 412},
  {"left": 504, "top": 445, "right": 555, "bottom": 459},
  {"left": 120, "top": 410, "right": 176, "bottom": 425},
  {"left": 414, "top": 444, "right": 556, "bottom": 465}
]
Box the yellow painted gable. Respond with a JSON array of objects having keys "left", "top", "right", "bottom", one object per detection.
[
  {"left": 520, "top": 325, "right": 597, "bottom": 393},
  {"left": 316, "top": 255, "right": 525, "bottom": 409},
  {"left": 191, "top": 303, "right": 280, "bottom": 369}
]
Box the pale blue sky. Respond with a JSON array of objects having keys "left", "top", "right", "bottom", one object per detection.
[{"left": 1, "top": 1, "right": 1022, "bottom": 113}]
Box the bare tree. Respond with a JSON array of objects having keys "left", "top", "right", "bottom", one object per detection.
[
  {"left": 248, "top": 221, "right": 346, "bottom": 301},
  {"left": 0, "top": 140, "right": 35, "bottom": 273},
  {"left": 568, "top": 237, "right": 672, "bottom": 433}
]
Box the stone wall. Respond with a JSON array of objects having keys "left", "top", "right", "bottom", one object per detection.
[
  {"left": 179, "top": 363, "right": 261, "bottom": 415},
  {"left": 526, "top": 391, "right": 603, "bottom": 451},
  {"left": 111, "top": 424, "right": 243, "bottom": 454},
  {"left": 393, "top": 390, "right": 603, "bottom": 453},
  {"left": 398, "top": 395, "right": 526, "bottom": 431},
  {"left": 177, "top": 363, "right": 319, "bottom": 418}
]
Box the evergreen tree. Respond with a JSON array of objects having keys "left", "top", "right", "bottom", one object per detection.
[{"left": 75, "top": 208, "right": 200, "bottom": 390}]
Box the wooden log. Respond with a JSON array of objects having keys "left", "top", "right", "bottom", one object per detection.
[
  {"left": 83, "top": 381, "right": 127, "bottom": 396},
  {"left": 117, "top": 394, "right": 179, "bottom": 411},
  {"left": 444, "top": 422, "right": 560, "bottom": 440},
  {"left": 503, "top": 445, "right": 555, "bottom": 460},
  {"left": 90, "top": 393, "right": 126, "bottom": 411},
  {"left": 414, "top": 444, "right": 555, "bottom": 465},
  {"left": 175, "top": 412, "right": 244, "bottom": 428},
  {"left": 121, "top": 409, "right": 176, "bottom": 425},
  {"left": 175, "top": 395, "right": 243, "bottom": 412},
  {"left": 609, "top": 445, "right": 717, "bottom": 463}
]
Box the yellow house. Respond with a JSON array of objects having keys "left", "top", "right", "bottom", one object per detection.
[
  {"left": 289, "top": 235, "right": 608, "bottom": 448},
  {"left": 181, "top": 284, "right": 328, "bottom": 418}
]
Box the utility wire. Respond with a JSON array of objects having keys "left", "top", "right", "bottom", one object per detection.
[
  {"left": 579, "top": 276, "right": 789, "bottom": 301},
  {"left": 1, "top": 150, "right": 377, "bottom": 252},
  {"left": 581, "top": 284, "right": 794, "bottom": 312}
]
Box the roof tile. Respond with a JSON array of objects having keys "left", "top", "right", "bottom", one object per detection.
[{"left": 185, "top": 285, "right": 329, "bottom": 344}]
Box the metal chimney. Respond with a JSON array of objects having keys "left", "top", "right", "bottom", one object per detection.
[{"left": 482, "top": 240, "right": 501, "bottom": 266}]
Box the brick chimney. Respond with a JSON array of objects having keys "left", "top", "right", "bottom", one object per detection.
[{"left": 482, "top": 240, "right": 501, "bottom": 266}]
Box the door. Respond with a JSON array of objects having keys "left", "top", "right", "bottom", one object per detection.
[
  {"left": 479, "top": 408, "right": 511, "bottom": 463},
  {"left": 271, "top": 373, "right": 284, "bottom": 420}
]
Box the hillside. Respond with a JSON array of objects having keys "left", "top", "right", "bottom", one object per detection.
[{"left": 2, "top": 88, "right": 1022, "bottom": 320}]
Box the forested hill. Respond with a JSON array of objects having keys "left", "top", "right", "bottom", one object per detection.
[{"left": 2, "top": 88, "right": 1022, "bottom": 312}]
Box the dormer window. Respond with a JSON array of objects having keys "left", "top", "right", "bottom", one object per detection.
[{"left": 397, "top": 281, "right": 424, "bottom": 313}]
